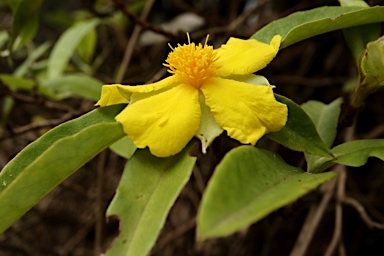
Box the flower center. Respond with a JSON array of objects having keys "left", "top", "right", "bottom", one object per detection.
[{"left": 164, "top": 38, "right": 219, "bottom": 88}]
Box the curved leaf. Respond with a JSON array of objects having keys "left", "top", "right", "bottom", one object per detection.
[
  {"left": 252, "top": 6, "right": 384, "bottom": 49},
  {"left": 105, "top": 142, "right": 196, "bottom": 256},
  {"left": 47, "top": 19, "right": 99, "bottom": 80},
  {"left": 301, "top": 98, "right": 342, "bottom": 148},
  {"left": 197, "top": 146, "right": 336, "bottom": 240},
  {"left": 0, "top": 74, "right": 35, "bottom": 91},
  {"left": 333, "top": 139, "right": 384, "bottom": 167},
  {"left": 109, "top": 136, "right": 137, "bottom": 159},
  {"left": 301, "top": 99, "right": 342, "bottom": 172},
  {"left": 8, "top": 0, "right": 43, "bottom": 50},
  {"left": 42, "top": 73, "right": 103, "bottom": 101},
  {"left": 267, "top": 95, "right": 333, "bottom": 157},
  {"left": 14, "top": 41, "right": 52, "bottom": 77},
  {"left": 311, "top": 139, "right": 384, "bottom": 173},
  {"left": 0, "top": 105, "right": 126, "bottom": 234}
]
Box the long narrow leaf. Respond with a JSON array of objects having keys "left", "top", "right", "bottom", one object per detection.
[
  {"left": 267, "top": 95, "right": 333, "bottom": 157},
  {"left": 0, "top": 105, "right": 125, "bottom": 234},
  {"left": 197, "top": 146, "right": 336, "bottom": 240},
  {"left": 47, "top": 19, "right": 99, "bottom": 80},
  {"left": 252, "top": 6, "right": 384, "bottom": 49},
  {"left": 105, "top": 142, "right": 196, "bottom": 256}
]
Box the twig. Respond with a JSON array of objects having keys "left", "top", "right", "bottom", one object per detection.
[
  {"left": 0, "top": 110, "right": 86, "bottom": 141},
  {"left": 192, "top": 0, "right": 270, "bottom": 40},
  {"left": 146, "top": 68, "right": 167, "bottom": 83},
  {"left": 226, "top": 0, "right": 269, "bottom": 33},
  {"left": 152, "top": 217, "right": 196, "bottom": 252},
  {"left": 363, "top": 124, "right": 384, "bottom": 139},
  {"left": 342, "top": 197, "right": 384, "bottom": 230},
  {"left": 289, "top": 170, "right": 338, "bottom": 256},
  {"left": 114, "top": 0, "right": 156, "bottom": 83},
  {"left": 113, "top": 0, "right": 182, "bottom": 40},
  {"left": 2, "top": 84, "right": 74, "bottom": 112},
  {"left": 192, "top": 166, "right": 205, "bottom": 195},
  {"left": 56, "top": 211, "right": 95, "bottom": 256},
  {"left": 324, "top": 166, "right": 347, "bottom": 256},
  {"left": 94, "top": 151, "right": 107, "bottom": 255}
]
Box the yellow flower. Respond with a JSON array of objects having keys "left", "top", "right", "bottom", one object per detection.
[{"left": 97, "top": 35, "right": 288, "bottom": 157}]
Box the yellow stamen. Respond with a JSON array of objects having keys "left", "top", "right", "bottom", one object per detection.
[{"left": 164, "top": 36, "right": 219, "bottom": 88}]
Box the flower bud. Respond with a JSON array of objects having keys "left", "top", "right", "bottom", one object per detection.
[{"left": 352, "top": 36, "right": 384, "bottom": 107}]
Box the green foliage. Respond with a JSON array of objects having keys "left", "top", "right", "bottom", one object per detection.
[
  {"left": 47, "top": 19, "right": 99, "bottom": 80},
  {"left": 267, "top": 95, "right": 333, "bottom": 157},
  {"left": 8, "top": 0, "right": 43, "bottom": 50},
  {"left": 1, "top": 3, "right": 384, "bottom": 255},
  {"left": 41, "top": 73, "right": 103, "bottom": 100},
  {"left": 332, "top": 140, "right": 384, "bottom": 166},
  {"left": 0, "top": 74, "right": 34, "bottom": 91},
  {"left": 0, "top": 105, "right": 126, "bottom": 233},
  {"left": 77, "top": 28, "right": 97, "bottom": 63},
  {"left": 252, "top": 6, "right": 384, "bottom": 49},
  {"left": 105, "top": 143, "right": 196, "bottom": 256},
  {"left": 230, "top": 75, "right": 333, "bottom": 157},
  {"left": 302, "top": 99, "right": 342, "bottom": 172},
  {"left": 13, "top": 42, "right": 51, "bottom": 77},
  {"left": 341, "top": 0, "right": 382, "bottom": 66},
  {"left": 311, "top": 140, "right": 384, "bottom": 173},
  {"left": 109, "top": 136, "right": 137, "bottom": 159},
  {"left": 197, "top": 146, "right": 336, "bottom": 240}
]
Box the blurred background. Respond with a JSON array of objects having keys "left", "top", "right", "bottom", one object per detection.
[{"left": 0, "top": 0, "right": 384, "bottom": 255}]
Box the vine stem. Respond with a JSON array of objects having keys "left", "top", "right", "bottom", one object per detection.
[{"left": 115, "top": 0, "right": 157, "bottom": 83}]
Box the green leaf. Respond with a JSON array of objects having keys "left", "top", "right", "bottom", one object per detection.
[
  {"left": 5, "top": 0, "right": 22, "bottom": 11},
  {"left": 195, "top": 73, "right": 272, "bottom": 155},
  {"left": 105, "top": 142, "right": 196, "bottom": 256},
  {"left": 0, "top": 74, "right": 35, "bottom": 91},
  {"left": 0, "top": 96, "right": 14, "bottom": 127},
  {"left": 301, "top": 98, "right": 342, "bottom": 148},
  {"left": 227, "top": 74, "right": 270, "bottom": 86},
  {"left": 0, "top": 105, "right": 125, "bottom": 234},
  {"left": 109, "top": 136, "right": 137, "bottom": 159},
  {"left": 14, "top": 41, "right": 51, "bottom": 77},
  {"left": 224, "top": 75, "right": 331, "bottom": 156},
  {"left": 339, "top": 0, "right": 369, "bottom": 7},
  {"left": 310, "top": 139, "right": 384, "bottom": 173},
  {"left": 267, "top": 95, "right": 333, "bottom": 157},
  {"left": 340, "top": 0, "right": 381, "bottom": 64},
  {"left": 197, "top": 146, "right": 336, "bottom": 240},
  {"left": 0, "top": 30, "right": 9, "bottom": 50},
  {"left": 47, "top": 19, "right": 99, "bottom": 80},
  {"left": 41, "top": 73, "right": 103, "bottom": 101},
  {"left": 332, "top": 139, "right": 384, "bottom": 167},
  {"left": 343, "top": 24, "right": 381, "bottom": 65},
  {"left": 77, "top": 27, "right": 97, "bottom": 63},
  {"left": 252, "top": 6, "right": 384, "bottom": 49},
  {"left": 352, "top": 36, "right": 384, "bottom": 107},
  {"left": 8, "top": 0, "right": 43, "bottom": 50},
  {"left": 301, "top": 98, "right": 342, "bottom": 172}
]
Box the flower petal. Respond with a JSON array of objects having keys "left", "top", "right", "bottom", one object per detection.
[
  {"left": 201, "top": 77, "right": 288, "bottom": 145},
  {"left": 195, "top": 92, "right": 223, "bottom": 154},
  {"left": 96, "top": 76, "right": 176, "bottom": 106},
  {"left": 96, "top": 84, "right": 130, "bottom": 106},
  {"left": 215, "top": 35, "right": 281, "bottom": 77},
  {"left": 116, "top": 84, "right": 201, "bottom": 157}
]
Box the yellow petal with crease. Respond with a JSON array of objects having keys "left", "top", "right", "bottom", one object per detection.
[
  {"left": 201, "top": 77, "right": 287, "bottom": 145},
  {"left": 116, "top": 84, "right": 201, "bottom": 157},
  {"left": 96, "top": 84, "right": 130, "bottom": 106},
  {"left": 96, "top": 76, "right": 176, "bottom": 106},
  {"left": 215, "top": 35, "right": 281, "bottom": 77}
]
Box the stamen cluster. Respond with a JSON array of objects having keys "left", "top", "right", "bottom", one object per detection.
[{"left": 164, "top": 42, "right": 219, "bottom": 88}]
